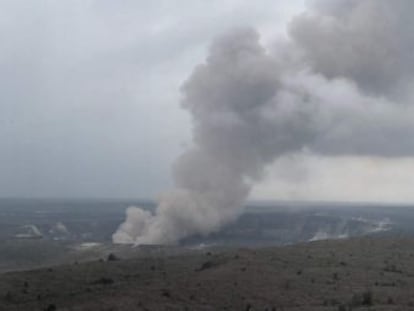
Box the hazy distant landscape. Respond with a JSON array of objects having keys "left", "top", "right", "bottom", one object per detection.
[
  {"left": 2, "top": 198, "right": 414, "bottom": 310},
  {"left": 0, "top": 198, "right": 413, "bottom": 273}
]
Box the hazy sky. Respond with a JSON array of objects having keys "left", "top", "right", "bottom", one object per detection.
[
  {"left": 2, "top": 0, "right": 414, "bottom": 203},
  {"left": 0, "top": 0, "right": 304, "bottom": 198}
]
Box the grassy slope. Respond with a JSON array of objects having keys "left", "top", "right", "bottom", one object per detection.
[{"left": 1, "top": 238, "right": 414, "bottom": 310}]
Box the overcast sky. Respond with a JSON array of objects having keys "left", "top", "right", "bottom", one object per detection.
[
  {"left": 2, "top": 0, "right": 414, "bottom": 203},
  {"left": 0, "top": 0, "right": 303, "bottom": 198}
]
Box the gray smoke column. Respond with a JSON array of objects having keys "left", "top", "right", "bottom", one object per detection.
[
  {"left": 112, "top": 29, "right": 320, "bottom": 245},
  {"left": 113, "top": 0, "right": 414, "bottom": 245}
]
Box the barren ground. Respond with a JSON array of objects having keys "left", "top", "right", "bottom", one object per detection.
[{"left": 1, "top": 237, "right": 414, "bottom": 310}]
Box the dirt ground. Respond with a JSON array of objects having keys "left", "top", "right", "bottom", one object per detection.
[{"left": 2, "top": 237, "right": 414, "bottom": 310}]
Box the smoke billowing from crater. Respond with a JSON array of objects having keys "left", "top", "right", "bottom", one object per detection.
[{"left": 113, "top": 0, "right": 414, "bottom": 245}]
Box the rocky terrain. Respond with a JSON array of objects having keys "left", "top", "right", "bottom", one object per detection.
[{"left": 2, "top": 237, "right": 414, "bottom": 310}]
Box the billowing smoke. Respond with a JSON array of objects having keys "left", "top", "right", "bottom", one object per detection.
[
  {"left": 290, "top": 0, "right": 414, "bottom": 96},
  {"left": 113, "top": 0, "right": 414, "bottom": 245}
]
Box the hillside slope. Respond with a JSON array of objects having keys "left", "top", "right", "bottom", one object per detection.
[{"left": 1, "top": 238, "right": 414, "bottom": 310}]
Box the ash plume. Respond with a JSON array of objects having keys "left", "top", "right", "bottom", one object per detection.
[
  {"left": 113, "top": 0, "right": 414, "bottom": 245},
  {"left": 290, "top": 0, "right": 414, "bottom": 96}
]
